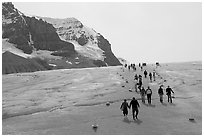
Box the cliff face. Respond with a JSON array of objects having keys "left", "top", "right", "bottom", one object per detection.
[{"left": 42, "top": 17, "right": 121, "bottom": 66}]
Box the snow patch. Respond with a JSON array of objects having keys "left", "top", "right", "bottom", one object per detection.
[
  {"left": 49, "top": 64, "right": 57, "bottom": 67},
  {"left": 68, "top": 40, "right": 105, "bottom": 60},
  {"left": 2, "top": 39, "right": 32, "bottom": 58},
  {"left": 66, "top": 60, "right": 72, "bottom": 64}
]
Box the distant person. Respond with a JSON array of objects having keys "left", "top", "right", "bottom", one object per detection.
[
  {"left": 124, "top": 64, "right": 127, "bottom": 68},
  {"left": 128, "top": 65, "right": 130, "bottom": 71},
  {"left": 139, "top": 63, "right": 141, "bottom": 67},
  {"left": 140, "top": 87, "right": 146, "bottom": 103},
  {"left": 149, "top": 72, "right": 152, "bottom": 82},
  {"left": 141, "top": 66, "right": 143, "bottom": 71},
  {"left": 153, "top": 71, "right": 156, "bottom": 81},
  {"left": 166, "top": 86, "right": 174, "bottom": 103},
  {"left": 146, "top": 86, "right": 152, "bottom": 104},
  {"left": 129, "top": 97, "right": 140, "bottom": 120},
  {"left": 144, "top": 70, "right": 148, "bottom": 78},
  {"left": 158, "top": 85, "right": 164, "bottom": 103},
  {"left": 120, "top": 99, "right": 129, "bottom": 116},
  {"left": 138, "top": 79, "right": 142, "bottom": 91}
]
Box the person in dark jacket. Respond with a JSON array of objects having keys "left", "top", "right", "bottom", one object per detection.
[
  {"left": 144, "top": 70, "right": 148, "bottom": 78},
  {"left": 153, "top": 71, "right": 156, "bottom": 81},
  {"left": 140, "top": 87, "right": 146, "bottom": 103},
  {"left": 149, "top": 72, "right": 152, "bottom": 82},
  {"left": 120, "top": 99, "right": 129, "bottom": 116},
  {"left": 146, "top": 86, "right": 152, "bottom": 104},
  {"left": 166, "top": 86, "right": 174, "bottom": 103},
  {"left": 129, "top": 97, "right": 140, "bottom": 120},
  {"left": 158, "top": 85, "right": 164, "bottom": 103}
]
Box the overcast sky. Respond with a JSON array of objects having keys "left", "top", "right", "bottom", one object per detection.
[{"left": 13, "top": 2, "right": 202, "bottom": 63}]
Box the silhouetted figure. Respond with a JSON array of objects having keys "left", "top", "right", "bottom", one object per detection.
[
  {"left": 140, "top": 87, "right": 146, "bottom": 103},
  {"left": 140, "top": 66, "right": 143, "bottom": 71},
  {"left": 124, "top": 64, "right": 127, "bottom": 68},
  {"left": 138, "top": 79, "right": 142, "bottom": 91},
  {"left": 158, "top": 85, "right": 164, "bottom": 103},
  {"left": 166, "top": 86, "right": 174, "bottom": 103},
  {"left": 128, "top": 65, "right": 130, "bottom": 71},
  {"left": 139, "top": 63, "right": 141, "bottom": 67},
  {"left": 146, "top": 86, "right": 152, "bottom": 104},
  {"left": 149, "top": 72, "right": 152, "bottom": 82},
  {"left": 129, "top": 97, "right": 140, "bottom": 120},
  {"left": 144, "top": 70, "right": 148, "bottom": 78},
  {"left": 153, "top": 71, "right": 156, "bottom": 81},
  {"left": 120, "top": 99, "right": 129, "bottom": 116}
]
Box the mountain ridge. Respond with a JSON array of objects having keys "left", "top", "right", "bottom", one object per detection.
[{"left": 2, "top": 2, "right": 121, "bottom": 74}]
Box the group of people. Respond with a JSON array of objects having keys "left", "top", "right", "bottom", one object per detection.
[
  {"left": 144, "top": 70, "right": 156, "bottom": 82},
  {"left": 120, "top": 85, "right": 175, "bottom": 120},
  {"left": 121, "top": 63, "right": 175, "bottom": 120},
  {"left": 124, "top": 63, "right": 137, "bottom": 71},
  {"left": 158, "top": 85, "right": 175, "bottom": 103},
  {"left": 120, "top": 97, "right": 140, "bottom": 120}
]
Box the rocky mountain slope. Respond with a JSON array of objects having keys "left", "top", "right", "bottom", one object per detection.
[
  {"left": 41, "top": 17, "right": 121, "bottom": 66},
  {"left": 2, "top": 51, "right": 52, "bottom": 74},
  {"left": 2, "top": 2, "right": 121, "bottom": 74}
]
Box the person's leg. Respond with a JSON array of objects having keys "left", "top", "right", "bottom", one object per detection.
[
  {"left": 132, "top": 109, "right": 135, "bottom": 120},
  {"left": 147, "top": 95, "right": 149, "bottom": 104},
  {"left": 143, "top": 95, "right": 145, "bottom": 103},
  {"left": 148, "top": 95, "right": 150, "bottom": 104},
  {"left": 160, "top": 95, "right": 163, "bottom": 103},
  {"left": 167, "top": 95, "right": 170, "bottom": 102},
  {"left": 159, "top": 95, "right": 161, "bottom": 103},
  {"left": 150, "top": 95, "right": 151, "bottom": 104},
  {"left": 161, "top": 95, "right": 163, "bottom": 103},
  {"left": 170, "top": 95, "right": 172, "bottom": 103},
  {"left": 135, "top": 109, "right": 139, "bottom": 119}
]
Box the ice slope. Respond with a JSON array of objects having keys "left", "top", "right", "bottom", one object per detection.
[
  {"left": 2, "top": 62, "right": 202, "bottom": 134},
  {"left": 69, "top": 40, "right": 105, "bottom": 60}
]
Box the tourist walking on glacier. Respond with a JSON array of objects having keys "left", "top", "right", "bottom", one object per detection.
[
  {"left": 158, "top": 85, "right": 164, "bottom": 103},
  {"left": 149, "top": 72, "right": 152, "bottom": 82},
  {"left": 140, "top": 87, "right": 146, "bottom": 103},
  {"left": 129, "top": 97, "right": 140, "bottom": 120},
  {"left": 166, "top": 86, "right": 174, "bottom": 103},
  {"left": 144, "top": 70, "right": 148, "bottom": 78},
  {"left": 138, "top": 78, "right": 142, "bottom": 91},
  {"left": 146, "top": 86, "right": 152, "bottom": 104},
  {"left": 153, "top": 71, "right": 156, "bottom": 81},
  {"left": 120, "top": 99, "right": 129, "bottom": 116}
]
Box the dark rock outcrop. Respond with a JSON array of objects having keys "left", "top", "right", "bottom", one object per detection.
[
  {"left": 97, "top": 35, "right": 121, "bottom": 66},
  {"left": 2, "top": 51, "right": 52, "bottom": 74}
]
